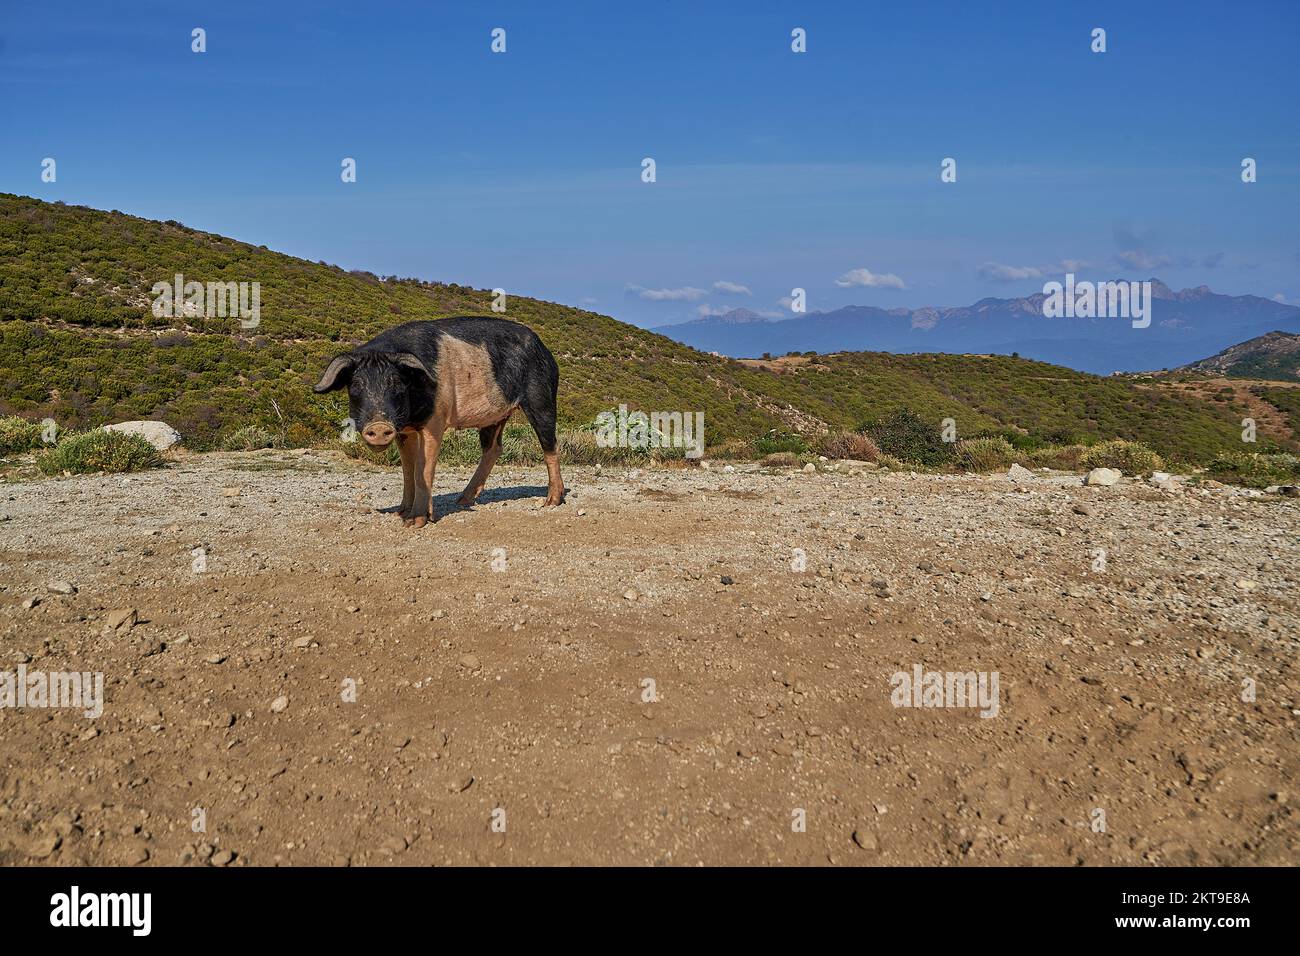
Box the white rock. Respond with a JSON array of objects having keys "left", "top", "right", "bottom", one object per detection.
[
  {"left": 1150, "top": 471, "right": 1172, "bottom": 483},
  {"left": 1007, "top": 463, "right": 1036, "bottom": 483},
  {"left": 103, "top": 420, "right": 181, "bottom": 451},
  {"left": 1084, "top": 467, "right": 1122, "bottom": 487}
]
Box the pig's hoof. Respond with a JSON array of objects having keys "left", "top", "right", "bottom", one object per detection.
[
  {"left": 405, "top": 515, "right": 428, "bottom": 529},
  {"left": 456, "top": 494, "right": 476, "bottom": 507},
  {"left": 543, "top": 494, "right": 564, "bottom": 507}
]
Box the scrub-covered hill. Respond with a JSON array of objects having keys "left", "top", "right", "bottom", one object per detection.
[{"left": 0, "top": 193, "right": 1282, "bottom": 463}]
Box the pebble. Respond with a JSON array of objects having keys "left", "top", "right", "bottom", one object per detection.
[
  {"left": 270, "top": 695, "right": 289, "bottom": 713},
  {"left": 852, "top": 828, "right": 879, "bottom": 851}
]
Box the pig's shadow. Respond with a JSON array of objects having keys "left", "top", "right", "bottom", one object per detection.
[
  {"left": 374, "top": 485, "right": 564, "bottom": 516},
  {"left": 437, "top": 484, "right": 562, "bottom": 510}
]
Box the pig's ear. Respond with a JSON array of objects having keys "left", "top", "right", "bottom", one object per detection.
[
  {"left": 313, "top": 354, "right": 356, "bottom": 393},
  {"left": 392, "top": 352, "right": 433, "bottom": 382}
]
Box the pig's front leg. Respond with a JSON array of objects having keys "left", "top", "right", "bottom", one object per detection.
[
  {"left": 406, "top": 420, "right": 445, "bottom": 528},
  {"left": 393, "top": 431, "right": 416, "bottom": 518}
]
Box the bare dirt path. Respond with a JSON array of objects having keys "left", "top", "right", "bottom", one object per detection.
[{"left": 1, "top": 450, "right": 1296, "bottom": 866}]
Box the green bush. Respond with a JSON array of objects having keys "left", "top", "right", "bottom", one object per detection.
[
  {"left": 1027, "top": 443, "right": 1087, "bottom": 470},
  {"left": 1206, "top": 451, "right": 1300, "bottom": 488},
  {"left": 0, "top": 415, "right": 44, "bottom": 455},
  {"left": 760, "top": 451, "right": 800, "bottom": 468},
  {"left": 220, "top": 425, "right": 278, "bottom": 451},
  {"left": 865, "top": 408, "right": 955, "bottom": 466},
  {"left": 753, "top": 431, "right": 808, "bottom": 456},
  {"left": 1078, "top": 439, "right": 1163, "bottom": 475},
  {"left": 36, "top": 429, "right": 163, "bottom": 475},
  {"left": 956, "top": 435, "right": 1016, "bottom": 471}
]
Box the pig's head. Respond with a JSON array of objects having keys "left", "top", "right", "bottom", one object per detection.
[{"left": 313, "top": 350, "right": 436, "bottom": 448}]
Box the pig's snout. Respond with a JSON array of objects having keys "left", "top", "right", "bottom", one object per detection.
[{"left": 362, "top": 420, "right": 396, "bottom": 447}]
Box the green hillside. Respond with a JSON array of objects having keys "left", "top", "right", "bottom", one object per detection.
[{"left": 0, "top": 193, "right": 1285, "bottom": 464}]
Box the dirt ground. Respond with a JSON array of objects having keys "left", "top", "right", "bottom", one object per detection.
[{"left": 0, "top": 449, "right": 1296, "bottom": 866}]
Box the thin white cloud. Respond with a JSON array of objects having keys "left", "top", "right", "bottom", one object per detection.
[
  {"left": 712, "top": 280, "right": 752, "bottom": 296},
  {"left": 834, "top": 267, "right": 906, "bottom": 290},
  {"left": 978, "top": 262, "right": 1044, "bottom": 282},
  {"left": 625, "top": 284, "right": 709, "bottom": 302},
  {"left": 1114, "top": 250, "right": 1172, "bottom": 270},
  {"left": 978, "top": 259, "right": 1095, "bottom": 282}
]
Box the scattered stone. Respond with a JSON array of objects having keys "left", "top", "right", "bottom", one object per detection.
[
  {"left": 103, "top": 420, "right": 182, "bottom": 450},
  {"left": 449, "top": 775, "right": 474, "bottom": 793},
  {"left": 47, "top": 581, "right": 77, "bottom": 595},
  {"left": 1235, "top": 579, "right": 1258, "bottom": 591},
  {"left": 29, "top": 833, "right": 61, "bottom": 859},
  {"left": 270, "top": 695, "right": 289, "bottom": 713},
  {"left": 222, "top": 486, "right": 242, "bottom": 497},
  {"left": 121, "top": 841, "right": 151, "bottom": 865},
  {"left": 1084, "top": 468, "right": 1122, "bottom": 487},
  {"left": 21, "top": 596, "right": 40, "bottom": 610},
  {"left": 851, "top": 828, "right": 879, "bottom": 851},
  {"left": 210, "top": 848, "right": 234, "bottom": 866},
  {"left": 1072, "top": 502, "right": 1093, "bottom": 516},
  {"left": 103, "top": 607, "right": 138, "bottom": 635},
  {"left": 720, "top": 575, "right": 734, "bottom": 586},
  {"left": 380, "top": 836, "right": 408, "bottom": 855},
  {"left": 459, "top": 654, "right": 481, "bottom": 670},
  {"left": 1008, "top": 463, "right": 1036, "bottom": 483}
]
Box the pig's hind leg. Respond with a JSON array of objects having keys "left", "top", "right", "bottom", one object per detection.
[
  {"left": 522, "top": 398, "right": 564, "bottom": 507},
  {"left": 458, "top": 419, "right": 507, "bottom": 506}
]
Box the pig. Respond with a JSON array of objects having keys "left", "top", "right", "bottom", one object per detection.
[{"left": 313, "top": 317, "right": 564, "bottom": 527}]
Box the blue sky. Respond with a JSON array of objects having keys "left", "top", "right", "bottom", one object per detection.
[{"left": 3, "top": 0, "right": 1297, "bottom": 328}]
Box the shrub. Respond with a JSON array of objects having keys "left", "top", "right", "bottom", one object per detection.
[
  {"left": 1206, "top": 451, "right": 1300, "bottom": 488},
  {"left": 709, "top": 438, "right": 753, "bottom": 461},
  {"left": 0, "top": 415, "right": 44, "bottom": 455},
  {"left": 1027, "top": 444, "right": 1087, "bottom": 470},
  {"left": 865, "top": 408, "right": 954, "bottom": 466},
  {"left": 817, "top": 430, "right": 880, "bottom": 462},
  {"left": 36, "top": 430, "right": 163, "bottom": 475},
  {"left": 761, "top": 451, "right": 799, "bottom": 468},
  {"left": 956, "top": 436, "right": 1015, "bottom": 472},
  {"left": 220, "top": 425, "right": 278, "bottom": 451},
  {"left": 753, "top": 431, "right": 808, "bottom": 456},
  {"left": 1078, "top": 439, "right": 1163, "bottom": 475},
  {"left": 971, "top": 428, "right": 1044, "bottom": 452}
]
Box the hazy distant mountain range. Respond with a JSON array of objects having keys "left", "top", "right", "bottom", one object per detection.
[{"left": 653, "top": 281, "right": 1300, "bottom": 375}]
